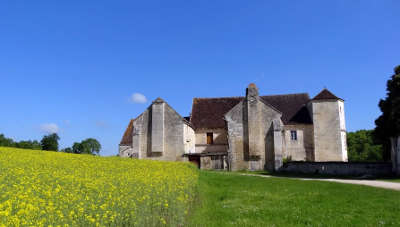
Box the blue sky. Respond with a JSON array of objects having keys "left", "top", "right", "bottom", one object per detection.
[{"left": 1, "top": 1, "right": 399, "bottom": 156}]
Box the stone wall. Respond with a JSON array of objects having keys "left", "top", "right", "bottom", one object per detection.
[
  {"left": 280, "top": 162, "right": 392, "bottom": 176},
  {"left": 195, "top": 128, "right": 228, "bottom": 145},
  {"left": 283, "top": 124, "right": 314, "bottom": 161},
  {"left": 195, "top": 144, "right": 228, "bottom": 153},
  {"left": 183, "top": 123, "right": 196, "bottom": 154},
  {"left": 310, "top": 100, "right": 347, "bottom": 161},
  {"left": 199, "top": 155, "right": 226, "bottom": 170},
  {"left": 193, "top": 128, "right": 228, "bottom": 154},
  {"left": 119, "top": 145, "right": 133, "bottom": 157},
  {"left": 200, "top": 156, "right": 212, "bottom": 170},
  {"left": 225, "top": 84, "right": 282, "bottom": 171},
  {"left": 120, "top": 98, "right": 194, "bottom": 162},
  {"left": 151, "top": 99, "right": 165, "bottom": 153}
]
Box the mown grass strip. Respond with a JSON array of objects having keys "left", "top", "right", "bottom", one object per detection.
[{"left": 188, "top": 171, "right": 400, "bottom": 226}]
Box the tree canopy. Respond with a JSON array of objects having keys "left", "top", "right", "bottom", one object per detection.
[
  {"left": 374, "top": 65, "right": 400, "bottom": 160},
  {"left": 0, "top": 134, "right": 16, "bottom": 147},
  {"left": 69, "top": 138, "right": 101, "bottom": 155},
  {"left": 40, "top": 133, "right": 60, "bottom": 151},
  {"left": 0, "top": 132, "right": 101, "bottom": 155},
  {"left": 0, "top": 134, "right": 42, "bottom": 150},
  {"left": 347, "top": 130, "right": 382, "bottom": 162}
]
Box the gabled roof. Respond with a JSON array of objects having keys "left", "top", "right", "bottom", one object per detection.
[
  {"left": 120, "top": 98, "right": 193, "bottom": 145},
  {"left": 312, "top": 89, "right": 343, "bottom": 101},
  {"left": 120, "top": 119, "right": 134, "bottom": 145},
  {"left": 190, "top": 93, "right": 312, "bottom": 129},
  {"left": 190, "top": 97, "right": 242, "bottom": 129}
]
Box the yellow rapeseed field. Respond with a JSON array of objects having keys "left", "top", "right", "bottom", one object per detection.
[{"left": 0, "top": 147, "right": 198, "bottom": 226}]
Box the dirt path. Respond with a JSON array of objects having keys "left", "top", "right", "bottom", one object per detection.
[{"left": 240, "top": 174, "right": 400, "bottom": 191}]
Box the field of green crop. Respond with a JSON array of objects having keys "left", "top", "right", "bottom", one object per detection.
[{"left": 0, "top": 147, "right": 198, "bottom": 226}]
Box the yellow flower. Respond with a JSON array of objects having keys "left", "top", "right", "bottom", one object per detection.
[{"left": 0, "top": 146, "right": 198, "bottom": 226}]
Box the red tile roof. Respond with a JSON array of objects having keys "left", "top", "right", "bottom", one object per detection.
[{"left": 120, "top": 119, "right": 133, "bottom": 145}]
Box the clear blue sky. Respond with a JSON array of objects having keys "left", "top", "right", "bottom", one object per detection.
[{"left": 1, "top": 1, "right": 399, "bottom": 156}]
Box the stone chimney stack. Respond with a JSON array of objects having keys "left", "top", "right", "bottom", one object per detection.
[
  {"left": 246, "top": 83, "right": 259, "bottom": 102},
  {"left": 245, "top": 83, "right": 261, "bottom": 159},
  {"left": 151, "top": 97, "right": 165, "bottom": 153}
]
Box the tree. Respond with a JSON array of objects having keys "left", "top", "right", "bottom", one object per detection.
[
  {"left": 72, "top": 142, "right": 82, "bottom": 154},
  {"left": 374, "top": 65, "right": 400, "bottom": 160},
  {"left": 0, "top": 134, "right": 15, "bottom": 147},
  {"left": 347, "top": 130, "right": 382, "bottom": 162},
  {"left": 40, "top": 133, "right": 60, "bottom": 151},
  {"left": 0, "top": 134, "right": 42, "bottom": 150},
  {"left": 61, "top": 147, "right": 73, "bottom": 153},
  {"left": 16, "top": 140, "right": 42, "bottom": 150},
  {"left": 71, "top": 138, "right": 101, "bottom": 155},
  {"left": 81, "top": 138, "right": 101, "bottom": 155}
]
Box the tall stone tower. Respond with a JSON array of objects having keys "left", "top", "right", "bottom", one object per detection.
[{"left": 309, "top": 89, "right": 348, "bottom": 161}]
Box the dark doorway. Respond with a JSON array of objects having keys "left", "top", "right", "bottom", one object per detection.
[
  {"left": 207, "top": 133, "right": 213, "bottom": 144},
  {"left": 188, "top": 155, "right": 200, "bottom": 169}
]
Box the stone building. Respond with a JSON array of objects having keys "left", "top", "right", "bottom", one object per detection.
[
  {"left": 119, "top": 98, "right": 195, "bottom": 161},
  {"left": 119, "top": 84, "right": 348, "bottom": 171}
]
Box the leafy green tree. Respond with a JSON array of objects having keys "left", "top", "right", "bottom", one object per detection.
[
  {"left": 347, "top": 130, "right": 382, "bottom": 162},
  {"left": 374, "top": 65, "right": 400, "bottom": 160},
  {"left": 16, "top": 140, "right": 42, "bottom": 150},
  {"left": 0, "top": 134, "right": 15, "bottom": 147},
  {"left": 72, "top": 142, "right": 82, "bottom": 154},
  {"left": 81, "top": 138, "right": 101, "bottom": 155},
  {"left": 71, "top": 138, "right": 101, "bottom": 155},
  {"left": 40, "top": 133, "right": 60, "bottom": 151},
  {"left": 61, "top": 147, "right": 73, "bottom": 153}
]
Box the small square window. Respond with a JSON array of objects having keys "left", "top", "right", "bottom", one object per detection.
[{"left": 290, "top": 130, "right": 297, "bottom": 141}]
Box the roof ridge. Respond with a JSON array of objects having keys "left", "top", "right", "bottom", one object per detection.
[
  {"left": 193, "top": 96, "right": 244, "bottom": 100},
  {"left": 193, "top": 92, "right": 310, "bottom": 100},
  {"left": 261, "top": 92, "right": 310, "bottom": 97}
]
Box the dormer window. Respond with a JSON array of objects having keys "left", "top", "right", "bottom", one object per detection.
[{"left": 290, "top": 130, "right": 297, "bottom": 141}]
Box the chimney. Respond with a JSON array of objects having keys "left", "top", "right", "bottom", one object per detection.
[{"left": 246, "top": 83, "right": 259, "bottom": 104}]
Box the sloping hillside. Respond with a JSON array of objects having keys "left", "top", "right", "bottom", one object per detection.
[{"left": 0, "top": 147, "right": 198, "bottom": 226}]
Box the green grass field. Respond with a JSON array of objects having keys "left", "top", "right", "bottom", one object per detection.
[{"left": 188, "top": 171, "right": 400, "bottom": 226}]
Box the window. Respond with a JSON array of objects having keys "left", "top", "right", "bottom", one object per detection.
[
  {"left": 207, "top": 133, "right": 213, "bottom": 145},
  {"left": 290, "top": 130, "right": 297, "bottom": 141}
]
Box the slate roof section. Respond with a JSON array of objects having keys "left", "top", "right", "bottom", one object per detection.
[
  {"left": 190, "top": 93, "right": 312, "bottom": 129},
  {"left": 312, "top": 89, "right": 343, "bottom": 101},
  {"left": 120, "top": 119, "right": 134, "bottom": 145},
  {"left": 190, "top": 97, "right": 242, "bottom": 129},
  {"left": 261, "top": 94, "right": 312, "bottom": 125}
]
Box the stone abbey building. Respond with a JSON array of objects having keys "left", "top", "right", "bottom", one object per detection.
[{"left": 119, "top": 84, "right": 348, "bottom": 171}]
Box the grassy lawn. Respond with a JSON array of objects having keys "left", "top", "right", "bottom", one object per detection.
[
  {"left": 188, "top": 171, "right": 400, "bottom": 226},
  {"left": 237, "top": 170, "right": 400, "bottom": 182}
]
